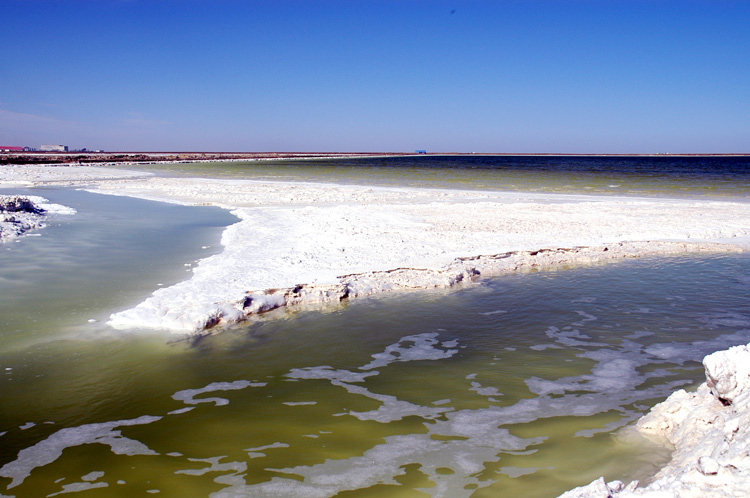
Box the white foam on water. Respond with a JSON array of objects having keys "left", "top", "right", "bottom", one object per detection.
[
  {"left": 167, "top": 407, "right": 195, "bottom": 415},
  {"left": 176, "top": 457, "right": 251, "bottom": 488},
  {"left": 359, "top": 332, "right": 459, "bottom": 370},
  {"left": 48, "top": 481, "right": 108, "bottom": 496},
  {"left": 625, "top": 330, "right": 653, "bottom": 339},
  {"left": 287, "top": 366, "right": 376, "bottom": 384},
  {"left": 696, "top": 311, "right": 750, "bottom": 329},
  {"left": 282, "top": 401, "right": 317, "bottom": 406},
  {"left": 470, "top": 382, "right": 502, "bottom": 397},
  {"left": 171, "top": 380, "right": 266, "bottom": 406},
  {"left": 645, "top": 329, "right": 750, "bottom": 364},
  {"left": 544, "top": 326, "right": 606, "bottom": 348},
  {"left": 573, "top": 297, "right": 597, "bottom": 303},
  {"left": 500, "top": 466, "right": 548, "bottom": 478},
  {"left": 343, "top": 382, "right": 452, "bottom": 423},
  {"left": 571, "top": 310, "right": 597, "bottom": 326},
  {"left": 481, "top": 310, "right": 507, "bottom": 316},
  {"left": 0, "top": 415, "right": 161, "bottom": 489},
  {"left": 246, "top": 442, "right": 289, "bottom": 459},
  {"left": 81, "top": 471, "right": 104, "bottom": 482}
]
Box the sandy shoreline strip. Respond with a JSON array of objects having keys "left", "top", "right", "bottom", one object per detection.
[{"left": 2, "top": 163, "right": 749, "bottom": 334}]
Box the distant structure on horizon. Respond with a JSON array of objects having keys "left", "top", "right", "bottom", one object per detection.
[
  {"left": 40, "top": 144, "right": 69, "bottom": 152},
  {"left": 0, "top": 146, "right": 24, "bottom": 152},
  {"left": 415, "top": 149, "right": 427, "bottom": 154}
]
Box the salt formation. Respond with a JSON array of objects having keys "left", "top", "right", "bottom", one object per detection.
[
  {"left": 104, "top": 180, "right": 750, "bottom": 334},
  {"left": 558, "top": 342, "right": 750, "bottom": 497},
  {"left": 0, "top": 195, "right": 75, "bottom": 242}
]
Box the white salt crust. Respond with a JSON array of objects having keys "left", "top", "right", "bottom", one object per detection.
[
  {"left": 76, "top": 176, "right": 750, "bottom": 334},
  {"left": 0, "top": 195, "right": 76, "bottom": 242},
  {"left": 558, "top": 342, "right": 750, "bottom": 498},
  {"left": 4, "top": 166, "right": 748, "bottom": 334}
]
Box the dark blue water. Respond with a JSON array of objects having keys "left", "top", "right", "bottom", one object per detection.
[{"left": 130, "top": 155, "right": 750, "bottom": 198}]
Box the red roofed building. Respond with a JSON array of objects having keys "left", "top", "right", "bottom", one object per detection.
[{"left": 0, "top": 146, "right": 24, "bottom": 152}]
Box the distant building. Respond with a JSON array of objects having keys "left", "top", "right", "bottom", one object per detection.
[
  {"left": 415, "top": 149, "right": 427, "bottom": 154},
  {"left": 0, "top": 146, "right": 24, "bottom": 152},
  {"left": 40, "top": 144, "right": 69, "bottom": 152}
]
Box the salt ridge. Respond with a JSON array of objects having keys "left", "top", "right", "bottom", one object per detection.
[
  {"left": 558, "top": 342, "right": 750, "bottom": 498},
  {"left": 77, "top": 176, "right": 750, "bottom": 335}
]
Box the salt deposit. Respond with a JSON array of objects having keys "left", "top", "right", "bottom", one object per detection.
[
  {"left": 558, "top": 342, "right": 750, "bottom": 497},
  {"left": 0, "top": 164, "right": 149, "bottom": 188},
  {"left": 0, "top": 195, "right": 76, "bottom": 242},
  {"left": 3, "top": 166, "right": 749, "bottom": 334},
  {"left": 79, "top": 177, "right": 749, "bottom": 334}
]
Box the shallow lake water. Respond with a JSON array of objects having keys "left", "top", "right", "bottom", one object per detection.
[
  {"left": 1, "top": 186, "right": 749, "bottom": 497},
  {"left": 127, "top": 154, "right": 750, "bottom": 199}
]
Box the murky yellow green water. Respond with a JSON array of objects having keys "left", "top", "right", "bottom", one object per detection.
[{"left": 121, "top": 154, "right": 750, "bottom": 199}]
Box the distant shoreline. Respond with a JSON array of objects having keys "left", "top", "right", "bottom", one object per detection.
[{"left": 2, "top": 151, "right": 749, "bottom": 166}]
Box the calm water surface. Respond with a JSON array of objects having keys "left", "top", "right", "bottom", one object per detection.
[
  {"left": 129, "top": 155, "right": 750, "bottom": 198},
  {"left": 1, "top": 159, "right": 749, "bottom": 497}
]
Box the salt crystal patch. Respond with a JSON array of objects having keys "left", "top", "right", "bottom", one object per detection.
[
  {"left": 172, "top": 380, "right": 264, "bottom": 407},
  {"left": 0, "top": 415, "right": 161, "bottom": 489},
  {"left": 360, "top": 333, "right": 458, "bottom": 370},
  {"left": 48, "top": 481, "right": 108, "bottom": 496},
  {"left": 168, "top": 407, "right": 195, "bottom": 415},
  {"left": 480, "top": 310, "right": 507, "bottom": 316},
  {"left": 81, "top": 471, "right": 105, "bottom": 482}
]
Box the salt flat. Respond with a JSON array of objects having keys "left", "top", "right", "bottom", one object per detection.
[{"left": 3, "top": 165, "right": 747, "bottom": 333}]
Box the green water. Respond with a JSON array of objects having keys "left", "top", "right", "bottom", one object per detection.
[
  {"left": 1, "top": 187, "right": 749, "bottom": 497},
  {"left": 118, "top": 154, "right": 750, "bottom": 199}
]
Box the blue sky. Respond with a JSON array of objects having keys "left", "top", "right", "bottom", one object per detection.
[{"left": 2, "top": 0, "right": 749, "bottom": 153}]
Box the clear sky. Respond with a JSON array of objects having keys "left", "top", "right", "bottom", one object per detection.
[{"left": 2, "top": 0, "right": 749, "bottom": 153}]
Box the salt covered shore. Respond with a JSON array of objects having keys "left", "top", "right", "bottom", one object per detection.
[
  {"left": 0, "top": 195, "right": 76, "bottom": 242},
  {"left": 2, "top": 165, "right": 749, "bottom": 333},
  {"left": 90, "top": 176, "right": 750, "bottom": 334},
  {"left": 559, "top": 342, "right": 750, "bottom": 498}
]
